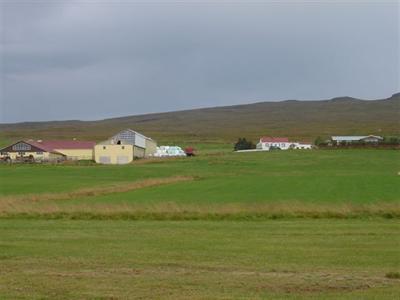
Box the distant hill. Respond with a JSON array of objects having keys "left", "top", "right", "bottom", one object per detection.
[{"left": 1, "top": 93, "right": 399, "bottom": 145}]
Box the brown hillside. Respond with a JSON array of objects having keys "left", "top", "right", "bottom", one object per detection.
[{"left": 1, "top": 94, "right": 399, "bottom": 144}]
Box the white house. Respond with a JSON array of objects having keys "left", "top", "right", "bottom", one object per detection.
[
  {"left": 331, "top": 135, "right": 383, "bottom": 144},
  {"left": 257, "top": 137, "right": 291, "bottom": 150},
  {"left": 256, "top": 137, "right": 312, "bottom": 151}
]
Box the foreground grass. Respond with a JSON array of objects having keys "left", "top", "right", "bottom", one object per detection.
[
  {"left": 0, "top": 150, "right": 399, "bottom": 298},
  {"left": 0, "top": 219, "right": 399, "bottom": 299},
  {"left": 0, "top": 150, "right": 399, "bottom": 219}
]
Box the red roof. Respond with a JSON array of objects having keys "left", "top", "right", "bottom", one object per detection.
[
  {"left": 28, "top": 140, "right": 96, "bottom": 152},
  {"left": 260, "top": 137, "right": 289, "bottom": 143}
]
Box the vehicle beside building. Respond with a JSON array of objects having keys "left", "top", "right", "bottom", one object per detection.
[{"left": 94, "top": 129, "right": 157, "bottom": 164}]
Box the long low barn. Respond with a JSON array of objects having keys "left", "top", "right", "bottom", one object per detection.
[
  {"left": 0, "top": 140, "right": 96, "bottom": 162},
  {"left": 331, "top": 135, "right": 383, "bottom": 144}
]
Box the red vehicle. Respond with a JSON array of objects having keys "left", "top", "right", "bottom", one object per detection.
[{"left": 185, "top": 147, "right": 195, "bottom": 157}]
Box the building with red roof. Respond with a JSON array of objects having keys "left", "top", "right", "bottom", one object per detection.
[
  {"left": 256, "top": 137, "right": 313, "bottom": 151},
  {"left": 259, "top": 137, "right": 290, "bottom": 143},
  {"left": 0, "top": 140, "right": 96, "bottom": 162}
]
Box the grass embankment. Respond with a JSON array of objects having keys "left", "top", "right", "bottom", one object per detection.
[
  {"left": 0, "top": 219, "right": 399, "bottom": 299},
  {"left": 0, "top": 150, "right": 399, "bottom": 219}
]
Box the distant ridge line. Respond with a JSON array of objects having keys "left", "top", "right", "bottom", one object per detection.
[{"left": 0, "top": 93, "right": 398, "bottom": 143}]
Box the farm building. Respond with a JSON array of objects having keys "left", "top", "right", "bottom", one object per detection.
[
  {"left": 94, "top": 129, "right": 157, "bottom": 164},
  {"left": 257, "top": 137, "right": 292, "bottom": 150},
  {"left": 256, "top": 137, "right": 312, "bottom": 151},
  {"left": 0, "top": 140, "right": 96, "bottom": 162},
  {"left": 331, "top": 135, "right": 383, "bottom": 144}
]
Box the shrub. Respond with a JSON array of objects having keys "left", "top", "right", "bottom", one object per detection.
[
  {"left": 383, "top": 136, "right": 400, "bottom": 145},
  {"left": 314, "top": 136, "right": 324, "bottom": 146},
  {"left": 385, "top": 272, "right": 400, "bottom": 279},
  {"left": 234, "top": 138, "right": 256, "bottom": 151}
]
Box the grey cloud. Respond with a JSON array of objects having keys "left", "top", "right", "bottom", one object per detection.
[{"left": 0, "top": 1, "right": 399, "bottom": 122}]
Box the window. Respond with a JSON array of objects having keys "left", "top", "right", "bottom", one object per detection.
[
  {"left": 1, "top": 152, "right": 8, "bottom": 156},
  {"left": 103, "top": 146, "right": 106, "bottom": 150},
  {"left": 36, "top": 152, "right": 43, "bottom": 155},
  {"left": 18, "top": 152, "right": 25, "bottom": 156},
  {"left": 12, "top": 142, "right": 31, "bottom": 151}
]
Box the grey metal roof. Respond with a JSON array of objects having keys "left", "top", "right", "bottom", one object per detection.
[
  {"left": 97, "top": 129, "right": 155, "bottom": 147},
  {"left": 331, "top": 135, "right": 383, "bottom": 141}
]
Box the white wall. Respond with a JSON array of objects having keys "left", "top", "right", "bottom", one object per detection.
[{"left": 257, "top": 141, "right": 312, "bottom": 151}]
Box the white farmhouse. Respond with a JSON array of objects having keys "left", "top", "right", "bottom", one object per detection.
[
  {"left": 256, "top": 137, "right": 312, "bottom": 151},
  {"left": 257, "top": 137, "right": 292, "bottom": 150}
]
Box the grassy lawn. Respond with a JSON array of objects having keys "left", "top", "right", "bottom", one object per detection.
[
  {"left": 0, "top": 150, "right": 399, "bottom": 219},
  {"left": 0, "top": 219, "right": 399, "bottom": 299},
  {"left": 1, "top": 150, "right": 399, "bottom": 202},
  {"left": 0, "top": 149, "right": 399, "bottom": 298}
]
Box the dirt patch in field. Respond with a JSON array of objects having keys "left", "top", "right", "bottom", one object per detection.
[{"left": 0, "top": 176, "right": 193, "bottom": 205}]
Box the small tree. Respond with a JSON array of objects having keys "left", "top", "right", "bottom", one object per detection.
[
  {"left": 384, "top": 136, "right": 400, "bottom": 145},
  {"left": 234, "top": 138, "right": 256, "bottom": 151},
  {"left": 314, "top": 136, "right": 324, "bottom": 146}
]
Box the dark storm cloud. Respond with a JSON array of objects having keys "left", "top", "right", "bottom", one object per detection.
[{"left": 1, "top": 0, "right": 399, "bottom": 122}]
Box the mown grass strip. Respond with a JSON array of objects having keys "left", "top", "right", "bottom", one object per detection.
[{"left": 1, "top": 202, "right": 399, "bottom": 220}]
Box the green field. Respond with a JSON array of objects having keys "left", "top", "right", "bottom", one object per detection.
[
  {"left": 0, "top": 149, "right": 399, "bottom": 218},
  {"left": 0, "top": 149, "right": 399, "bottom": 298},
  {"left": 1, "top": 219, "right": 399, "bottom": 299}
]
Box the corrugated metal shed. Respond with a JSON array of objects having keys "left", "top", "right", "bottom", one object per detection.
[
  {"left": 332, "top": 135, "right": 383, "bottom": 142},
  {"left": 97, "top": 129, "right": 153, "bottom": 149},
  {"left": 111, "top": 129, "right": 146, "bottom": 148}
]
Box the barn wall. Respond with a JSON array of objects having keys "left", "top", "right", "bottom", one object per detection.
[
  {"left": 94, "top": 144, "right": 134, "bottom": 164},
  {"left": 145, "top": 139, "right": 157, "bottom": 157},
  {"left": 133, "top": 146, "right": 145, "bottom": 158},
  {"left": 0, "top": 151, "right": 64, "bottom": 161},
  {"left": 55, "top": 149, "right": 94, "bottom": 160}
]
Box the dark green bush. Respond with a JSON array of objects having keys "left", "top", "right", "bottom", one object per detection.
[
  {"left": 386, "top": 272, "right": 400, "bottom": 279},
  {"left": 234, "top": 138, "right": 256, "bottom": 151}
]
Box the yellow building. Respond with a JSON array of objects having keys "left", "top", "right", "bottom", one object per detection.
[
  {"left": 94, "top": 129, "right": 157, "bottom": 164},
  {"left": 0, "top": 140, "right": 95, "bottom": 162}
]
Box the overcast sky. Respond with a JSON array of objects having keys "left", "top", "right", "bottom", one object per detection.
[{"left": 1, "top": 0, "right": 399, "bottom": 123}]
